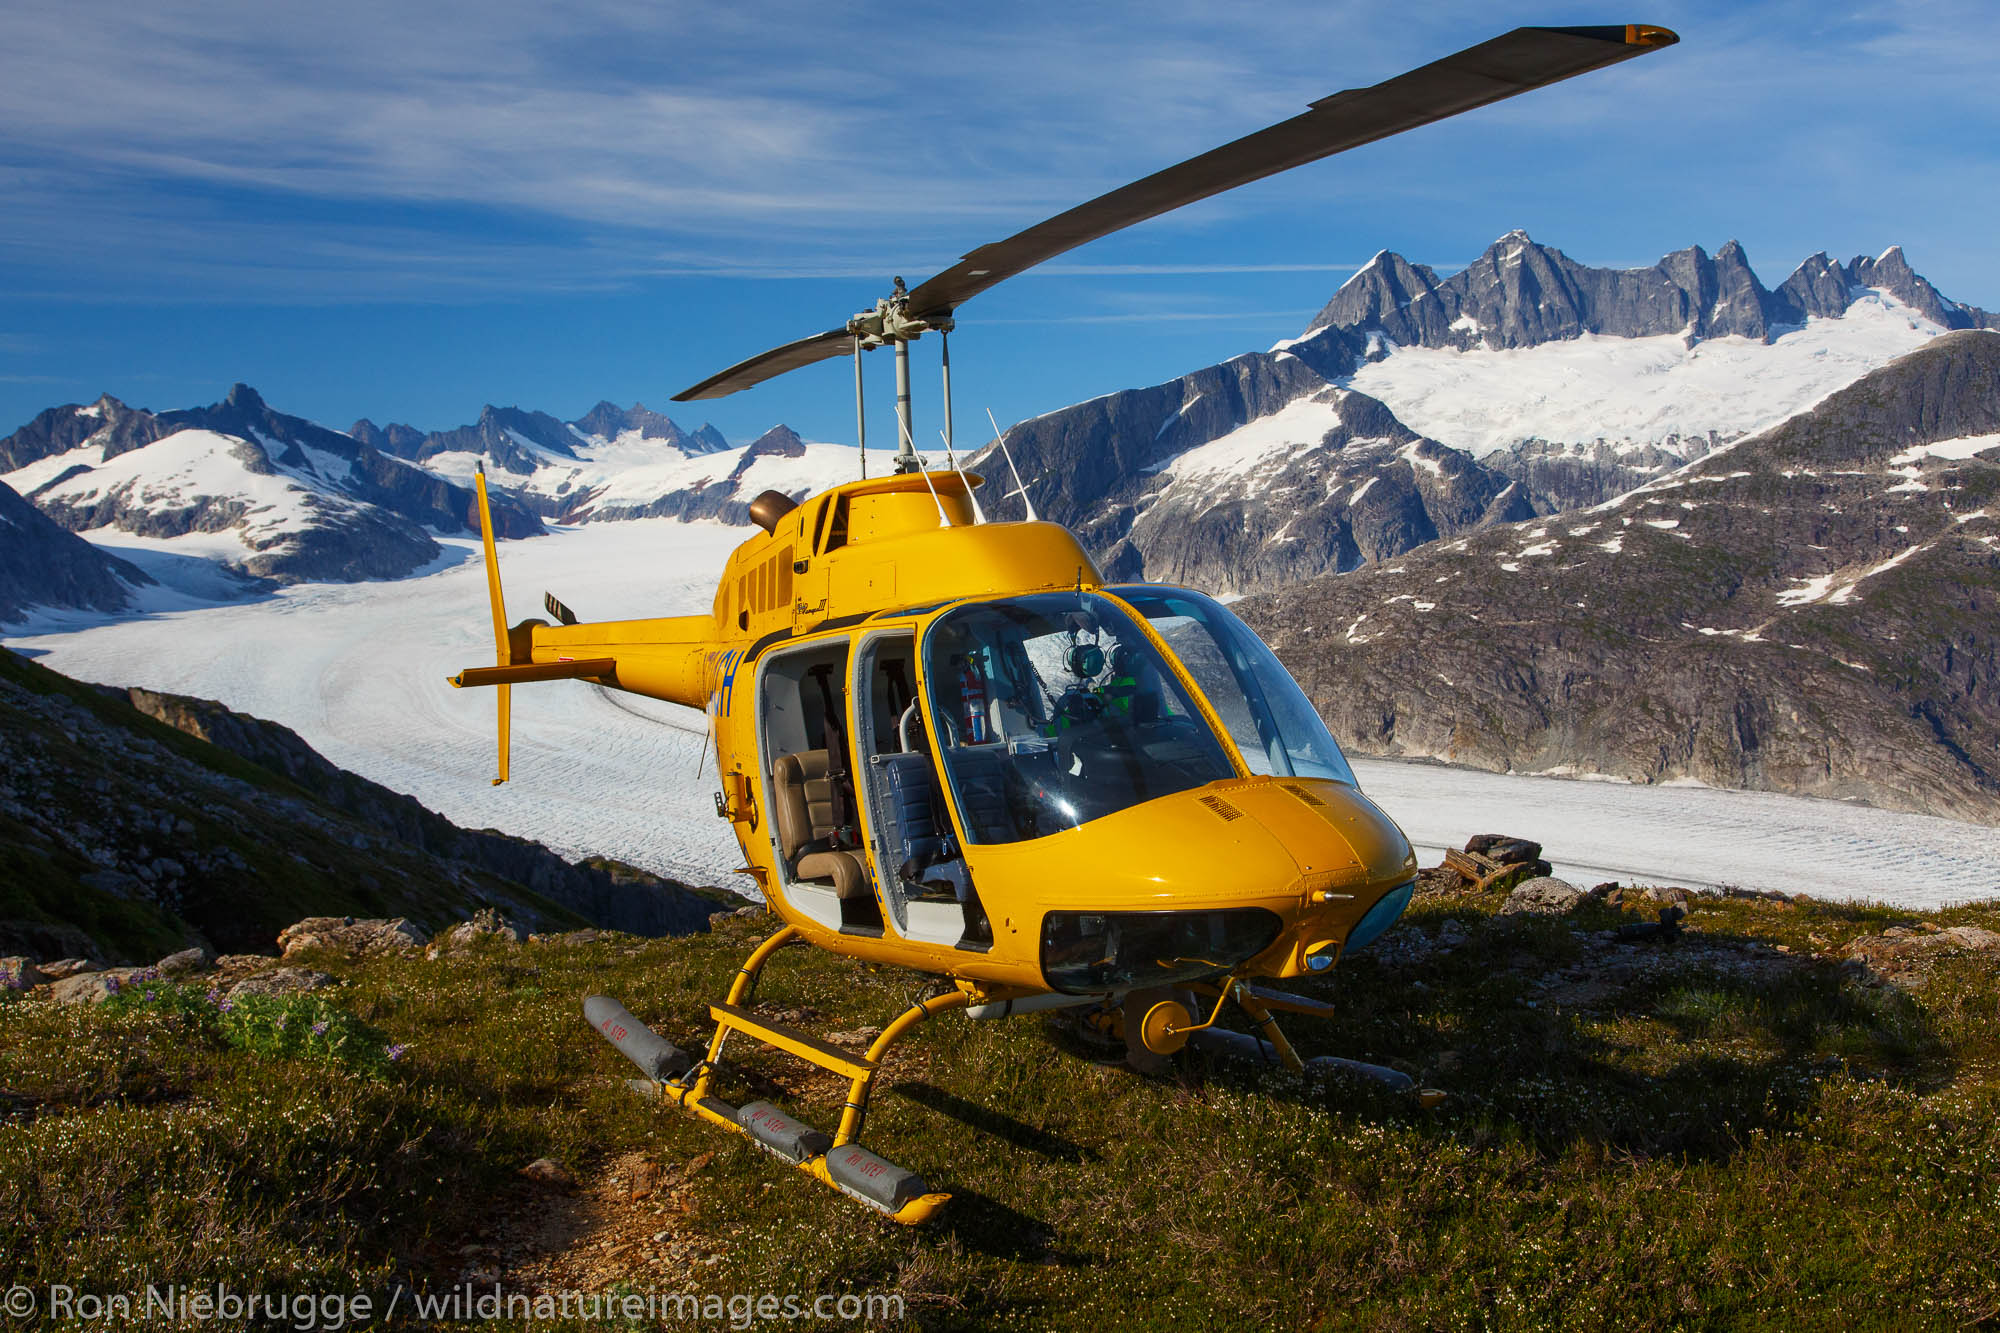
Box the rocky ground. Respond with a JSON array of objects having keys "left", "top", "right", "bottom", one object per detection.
[{"left": 0, "top": 645, "right": 724, "bottom": 963}]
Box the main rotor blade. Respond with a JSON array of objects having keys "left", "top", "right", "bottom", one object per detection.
[
  {"left": 674, "top": 327, "right": 854, "bottom": 402},
  {"left": 673, "top": 23, "right": 1676, "bottom": 402},
  {"left": 904, "top": 25, "right": 1674, "bottom": 317}
]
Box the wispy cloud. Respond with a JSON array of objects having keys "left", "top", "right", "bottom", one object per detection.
[{"left": 0, "top": 1, "right": 1994, "bottom": 304}]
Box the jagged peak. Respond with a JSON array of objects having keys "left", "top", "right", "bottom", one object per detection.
[{"left": 224, "top": 383, "right": 267, "bottom": 411}]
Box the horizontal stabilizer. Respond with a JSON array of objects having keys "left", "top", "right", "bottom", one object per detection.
[{"left": 449, "top": 657, "right": 616, "bottom": 689}]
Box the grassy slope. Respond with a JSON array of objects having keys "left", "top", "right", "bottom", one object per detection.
[{"left": 4, "top": 891, "right": 1998, "bottom": 1330}]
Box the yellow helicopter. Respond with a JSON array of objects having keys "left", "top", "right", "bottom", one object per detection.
[{"left": 450, "top": 24, "right": 1677, "bottom": 1222}]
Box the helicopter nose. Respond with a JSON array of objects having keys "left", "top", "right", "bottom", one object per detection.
[
  {"left": 1200, "top": 777, "right": 1415, "bottom": 900},
  {"left": 990, "top": 776, "right": 1414, "bottom": 915}
]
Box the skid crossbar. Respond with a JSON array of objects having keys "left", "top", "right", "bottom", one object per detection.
[{"left": 600, "top": 926, "right": 967, "bottom": 1224}]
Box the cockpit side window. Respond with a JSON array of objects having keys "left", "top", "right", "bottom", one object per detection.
[
  {"left": 1112, "top": 586, "right": 1359, "bottom": 787},
  {"left": 922, "top": 594, "right": 1236, "bottom": 845}
]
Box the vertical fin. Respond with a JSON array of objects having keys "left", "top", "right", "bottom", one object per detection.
[{"left": 475, "top": 463, "right": 512, "bottom": 785}]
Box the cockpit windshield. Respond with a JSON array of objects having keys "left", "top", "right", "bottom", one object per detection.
[
  {"left": 922, "top": 593, "right": 1236, "bottom": 844},
  {"left": 1113, "top": 586, "right": 1359, "bottom": 787}
]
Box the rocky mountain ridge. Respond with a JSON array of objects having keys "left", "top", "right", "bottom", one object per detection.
[
  {"left": 0, "top": 479, "right": 150, "bottom": 622},
  {"left": 967, "top": 234, "right": 1988, "bottom": 591},
  {"left": 1237, "top": 330, "right": 2000, "bottom": 824},
  {"left": 1306, "top": 234, "right": 1998, "bottom": 349}
]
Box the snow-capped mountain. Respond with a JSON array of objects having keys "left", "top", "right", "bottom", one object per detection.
[
  {"left": 1238, "top": 330, "right": 2000, "bottom": 824},
  {"left": 349, "top": 399, "right": 861, "bottom": 524},
  {"left": 3, "top": 232, "right": 1987, "bottom": 623},
  {"left": 0, "top": 385, "right": 545, "bottom": 590},
  {"left": 972, "top": 233, "right": 1987, "bottom": 592},
  {"left": 0, "top": 383, "right": 865, "bottom": 619},
  {"left": 410, "top": 419, "right": 864, "bottom": 525},
  {"left": 967, "top": 352, "right": 1532, "bottom": 593}
]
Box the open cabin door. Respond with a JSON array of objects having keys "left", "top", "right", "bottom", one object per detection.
[
  {"left": 852, "top": 629, "right": 992, "bottom": 951},
  {"left": 756, "top": 638, "right": 884, "bottom": 936}
]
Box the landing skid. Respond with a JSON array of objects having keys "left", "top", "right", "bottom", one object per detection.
[{"left": 585, "top": 926, "right": 963, "bottom": 1225}]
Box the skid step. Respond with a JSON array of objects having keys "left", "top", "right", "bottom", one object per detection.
[
  {"left": 739, "top": 1101, "right": 833, "bottom": 1162},
  {"left": 825, "top": 1143, "right": 931, "bottom": 1213},
  {"left": 585, "top": 995, "right": 691, "bottom": 1080},
  {"left": 710, "top": 1002, "right": 875, "bottom": 1078}
]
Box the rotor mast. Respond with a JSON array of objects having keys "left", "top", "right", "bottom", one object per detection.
[{"left": 845, "top": 276, "right": 953, "bottom": 474}]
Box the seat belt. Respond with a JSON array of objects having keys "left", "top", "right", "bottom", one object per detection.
[
  {"left": 809, "top": 664, "right": 855, "bottom": 849},
  {"left": 883, "top": 659, "right": 911, "bottom": 716}
]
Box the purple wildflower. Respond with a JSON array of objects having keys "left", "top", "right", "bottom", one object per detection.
[
  {"left": 143, "top": 989, "right": 158, "bottom": 1002},
  {"left": 103, "top": 977, "right": 122, "bottom": 995},
  {"left": 385, "top": 1043, "right": 408, "bottom": 1063},
  {"left": 311, "top": 1021, "right": 330, "bottom": 1037},
  {"left": 205, "top": 988, "right": 221, "bottom": 1004},
  {"left": 219, "top": 997, "right": 236, "bottom": 1013}
]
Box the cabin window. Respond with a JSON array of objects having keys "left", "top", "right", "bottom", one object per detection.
[
  {"left": 921, "top": 593, "right": 1234, "bottom": 845},
  {"left": 822, "top": 497, "right": 849, "bottom": 554}
]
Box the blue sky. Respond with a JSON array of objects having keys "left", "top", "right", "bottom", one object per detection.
[{"left": 2, "top": 0, "right": 1995, "bottom": 449}]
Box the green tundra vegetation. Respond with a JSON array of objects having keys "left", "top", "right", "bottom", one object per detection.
[{"left": 3, "top": 890, "right": 1997, "bottom": 1331}]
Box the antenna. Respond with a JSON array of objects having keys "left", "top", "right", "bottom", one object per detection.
[
  {"left": 984, "top": 408, "right": 1039, "bottom": 522},
  {"left": 897, "top": 411, "right": 952, "bottom": 527},
  {"left": 940, "top": 428, "right": 988, "bottom": 524}
]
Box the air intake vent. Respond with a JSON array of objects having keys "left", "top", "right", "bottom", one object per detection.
[
  {"left": 1198, "top": 795, "right": 1243, "bottom": 822},
  {"left": 1281, "top": 783, "right": 1327, "bottom": 808}
]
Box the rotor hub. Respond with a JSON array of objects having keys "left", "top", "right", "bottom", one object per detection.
[{"left": 848, "top": 276, "right": 953, "bottom": 346}]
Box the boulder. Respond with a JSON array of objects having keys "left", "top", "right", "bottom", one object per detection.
[
  {"left": 425, "top": 908, "right": 526, "bottom": 959},
  {"left": 1844, "top": 924, "right": 2000, "bottom": 988},
  {"left": 277, "top": 917, "right": 428, "bottom": 959},
  {"left": 1, "top": 957, "right": 47, "bottom": 991},
  {"left": 211, "top": 954, "right": 281, "bottom": 985},
  {"left": 49, "top": 967, "right": 148, "bottom": 1005},
  {"left": 1498, "top": 877, "right": 1583, "bottom": 917},
  {"left": 226, "top": 967, "right": 336, "bottom": 998},
  {"left": 39, "top": 958, "right": 103, "bottom": 980},
  {"left": 1466, "top": 834, "right": 1543, "bottom": 867},
  {"left": 519, "top": 1158, "right": 576, "bottom": 1190},
  {"left": 156, "top": 945, "right": 215, "bottom": 976}
]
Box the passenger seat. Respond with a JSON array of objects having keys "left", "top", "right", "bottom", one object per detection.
[{"left": 771, "top": 750, "right": 868, "bottom": 899}]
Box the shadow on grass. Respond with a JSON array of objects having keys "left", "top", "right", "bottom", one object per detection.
[
  {"left": 926, "top": 1185, "right": 1090, "bottom": 1263},
  {"left": 891, "top": 1080, "right": 1097, "bottom": 1166},
  {"left": 1107, "top": 924, "right": 1953, "bottom": 1167}
]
